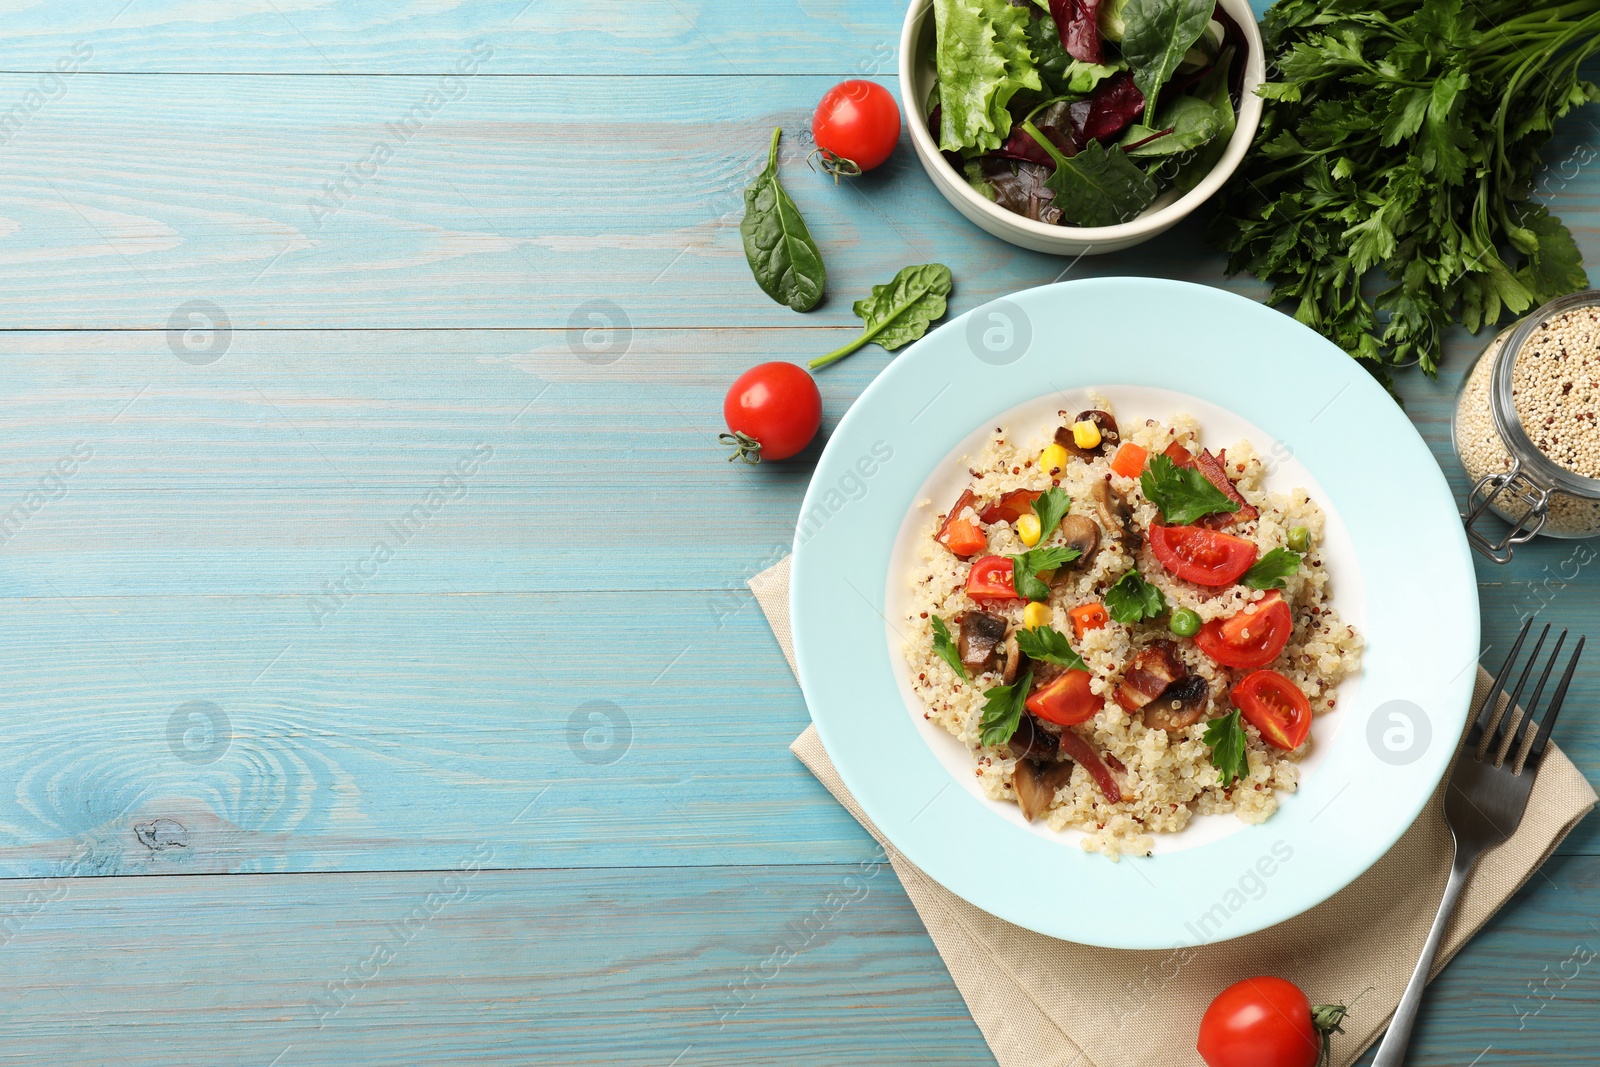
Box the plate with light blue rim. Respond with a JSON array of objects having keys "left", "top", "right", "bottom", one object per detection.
[{"left": 789, "top": 278, "right": 1479, "bottom": 949}]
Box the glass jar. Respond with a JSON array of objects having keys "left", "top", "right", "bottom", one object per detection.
[{"left": 1454, "top": 290, "right": 1600, "bottom": 562}]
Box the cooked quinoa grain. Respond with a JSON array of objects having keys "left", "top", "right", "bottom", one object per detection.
[{"left": 903, "top": 402, "right": 1362, "bottom": 860}]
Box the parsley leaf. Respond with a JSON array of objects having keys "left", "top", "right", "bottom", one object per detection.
[
  {"left": 1210, "top": 0, "right": 1600, "bottom": 375},
  {"left": 1015, "top": 625, "right": 1088, "bottom": 671},
  {"left": 1008, "top": 545, "right": 1081, "bottom": 602},
  {"left": 1031, "top": 487, "right": 1071, "bottom": 541},
  {"left": 1140, "top": 454, "right": 1240, "bottom": 525},
  {"left": 978, "top": 668, "right": 1033, "bottom": 748},
  {"left": 1203, "top": 709, "right": 1250, "bottom": 787},
  {"left": 1104, "top": 569, "right": 1167, "bottom": 624},
  {"left": 930, "top": 616, "right": 968, "bottom": 681},
  {"left": 1242, "top": 547, "right": 1303, "bottom": 590}
]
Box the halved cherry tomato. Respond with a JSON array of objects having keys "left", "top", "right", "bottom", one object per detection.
[
  {"left": 1056, "top": 730, "right": 1122, "bottom": 803},
  {"left": 1231, "top": 669, "right": 1312, "bottom": 750},
  {"left": 1195, "top": 592, "right": 1294, "bottom": 669},
  {"left": 1110, "top": 443, "right": 1149, "bottom": 479},
  {"left": 979, "top": 489, "right": 1041, "bottom": 524},
  {"left": 1164, "top": 441, "right": 1196, "bottom": 467},
  {"left": 1069, "top": 602, "right": 1109, "bottom": 639},
  {"left": 942, "top": 517, "right": 987, "bottom": 557},
  {"left": 1150, "top": 524, "right": 1259, "bottom": 587},
  {"left": 965, "top": 556, "right": 1019, "bottom": 601},
  {"left": 1026, "top": 669, "right": 1099, "bottom": 726}
]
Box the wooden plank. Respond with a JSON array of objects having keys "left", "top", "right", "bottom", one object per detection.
[
  {"left": 0, "top": 859, "right": 1595, "bottom": 1066},
  {"left": 0, "top": 0, "right": 909, "bottom": 76},
  {"left": 0, "top": 589, "right": 878, "bottom": 877}
]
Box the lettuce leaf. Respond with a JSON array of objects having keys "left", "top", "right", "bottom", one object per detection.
[{"left": 932, "top": 0, "right": 1044, "bottom": 153}]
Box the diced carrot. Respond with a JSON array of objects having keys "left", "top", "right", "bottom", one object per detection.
[
  {"left": 1109, "top": 443, "right": 1149, "bottom": 479},
  {"left": 942, "top": 517, "right": 987, "bottom": 558},
  {"left": 1163, "top": 442, "right": 1195, "bottom": 467},
  {"left": 1069, "top": 602, "right": 1109, "bottom": 639}
]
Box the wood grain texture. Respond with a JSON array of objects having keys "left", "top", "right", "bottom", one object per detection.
[
  {"left": 0, "top": 860, "right": 1595, "bottom": 1067},
  {"left": 0, "top": 0, "right": 1592, "bottom": 1063}
]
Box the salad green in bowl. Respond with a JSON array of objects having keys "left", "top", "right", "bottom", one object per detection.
[{"left": 900, "top": 0, "right": 1264, "bottom": 254}]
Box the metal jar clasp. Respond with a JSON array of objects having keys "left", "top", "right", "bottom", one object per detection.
[{"left": 1463, "top": 458, "right": 1551, "bottom": 563}]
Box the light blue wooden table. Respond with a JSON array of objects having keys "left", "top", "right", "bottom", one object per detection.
[{"left": 0, "top": 2, "right": 1595, "bottom": 1064}]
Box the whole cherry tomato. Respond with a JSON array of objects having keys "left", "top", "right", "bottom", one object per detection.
[
  {"left": 721, "top": 362, "right": 821, "bottom": 464},
  {"left": 1198, "top": 976, "right": 1349, "bottom": 1067},
  {"left": 812, "top": 80, "right": 901, "bottom": 176}
]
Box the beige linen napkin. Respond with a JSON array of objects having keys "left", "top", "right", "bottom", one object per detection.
[{"left": 751, "top": 556, "right": 1596, "bottom": 1067}]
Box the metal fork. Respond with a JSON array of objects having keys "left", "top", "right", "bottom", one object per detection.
[{"left": 1372, "top": 618, "right": 1584, "bottom": 1067}]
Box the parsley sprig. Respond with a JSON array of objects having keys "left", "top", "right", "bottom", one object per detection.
[
  {"left": 1030, "top": 487, "right": 1071, "bottom": 539},
  {"left": 1007, "top": 545, "right": 1080, "bottom": 602},
  {"left": 1242, "top": 547, "right": 1303, "bottom": 590},
  {"left": 1015, "top": 625, "right": 1088, "bottom": 671},
  {"left": 930, "top": 616, "right": 967, "bottom": 681},
  {"left": 1140, "top": 454, "right": 1239, "bottom": 525},
  {"left": 978, "top": 668, "right": 1033, "bottom": 748},
  {"left": 1209, "top": 0, "right": 1598, "bottom": 377},
  {"left": 1204, "top": 709, "right": 1250, "bottom": 787},
  {"left": 1105, "top": 569, "right": 1168, "bottom": 624}
]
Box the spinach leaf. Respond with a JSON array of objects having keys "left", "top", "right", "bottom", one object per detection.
[
  {"left": 1122, "top": 94, "right": 1224, "bottom": 158},
  {"left": 1203, "top": 709, "right": 1249, "bottom": 787},
  {"left": 979, "top": 668, "right": 1033, "bottom": 747},
  {"left": 1170, "top": 46, "right": 1235, "bottom": 194},
  {"left": 1120, "top": 0, "right": 1215, "bottom": 126},
  {"left": 930, "top": 616, "right": 968, "bottom": 680},
  {"left": 810, "top": 264, "right": 953, "bottom": 369},
  {"left": 1241, "top": 547, "right": 1302, "bottom": 590},
  {"left": 932, "top": 0, "right": 1043, "bottom": 152},
  {"left": 1015, "top": 625, "right": 1088, "bottom": 670},
  {"left": 1105, "top": 568, "right": 1167, "bottom": 624},
  {"left": 740, "top": 128, "right": 825, "bottom": 312},
  {"left": 1022, "top": 124, "right": 1158, "bottom": 226}
]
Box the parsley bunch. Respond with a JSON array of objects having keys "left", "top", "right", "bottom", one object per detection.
[{"left": 1210, "top": 0, "right": 1600, "bottom": 376}]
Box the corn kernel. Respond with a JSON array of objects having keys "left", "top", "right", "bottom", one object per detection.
[
  {"left": 1038, "top": 443, "right": 1069, "bottom": 473},
  {"left": 1071, "top": 420, "right": 1102, "bottom": 449},
  {"left": 1016, "top": 513, "right": 1042, "bottom": 546},
  {"left": 1023, "top": 602, "right": 1051, "bottom": 629}
]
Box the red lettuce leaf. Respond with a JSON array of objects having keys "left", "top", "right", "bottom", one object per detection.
[{"left": 1049, "top": 0, "right": 1104, "bottom": 64}]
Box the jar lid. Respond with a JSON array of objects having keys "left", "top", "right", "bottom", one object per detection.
[{"left": 1491, "top": 289, "right": 1600, "bottom": 500}]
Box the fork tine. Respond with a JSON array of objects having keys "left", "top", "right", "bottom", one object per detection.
[
  {"left": 1528, "top": 635, "right": 1584, "bottom": 764},
  {"left": 1496, "top": 630, "right": 1565, "bottom": 766},
  {"left": 1478, "top": 623, "right": 1548, "bottom": 759},
  {"left": 1472, "top": 616, "right": 1535, "bottom": 741}
]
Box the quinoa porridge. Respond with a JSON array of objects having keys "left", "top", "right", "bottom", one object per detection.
[{"left": 901, "top": 400, "right": 1363, "bottom": 860}]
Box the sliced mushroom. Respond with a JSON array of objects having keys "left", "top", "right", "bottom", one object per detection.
[
  {"left": 1114, "top": 640, "right": 1186, "bottom": 712},
  {"left": 1054, "top": 409, "right": 1121, "bottom": 460},
  {"left": 1008, "top": 713, "right": 1058, "bottom": 762},
  {"left": 1013, "top": 757, "right": 1077, "bottom": 822},
  {"left": 1057, "top": 513, "right": 1101, "bottom": 570},
  {"left": 1091, "top": 478, "right": 1141, "bottom": 553},
  {"left": 1141, "top": 674, "right": 1210, "bottom": 733},
  {"left": 958, "top": 611, "right": 1008, "bottom": 673},
  {"left": 1000, "top": 631, "right": 1023, "bottom": 685}
]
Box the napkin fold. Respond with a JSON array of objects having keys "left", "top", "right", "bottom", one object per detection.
[{"left": 751, "top": 556, "right": 1596, "bottom": 1067}]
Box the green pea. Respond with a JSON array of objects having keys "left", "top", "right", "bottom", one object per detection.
[
  {"left": 1169, "top": 607, "right": 1202, "bottom": 637},
  {"left": 1286, "top": 526, "right": 1311, "bottom": 553}
]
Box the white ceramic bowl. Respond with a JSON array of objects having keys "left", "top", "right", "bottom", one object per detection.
[{"left": 898, "top": 0, "right": 1266, "bottom": 255}]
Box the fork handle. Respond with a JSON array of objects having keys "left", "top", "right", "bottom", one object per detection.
[{"left": 1372, "top": 841, "right": 1474, "bottom": 1067}]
